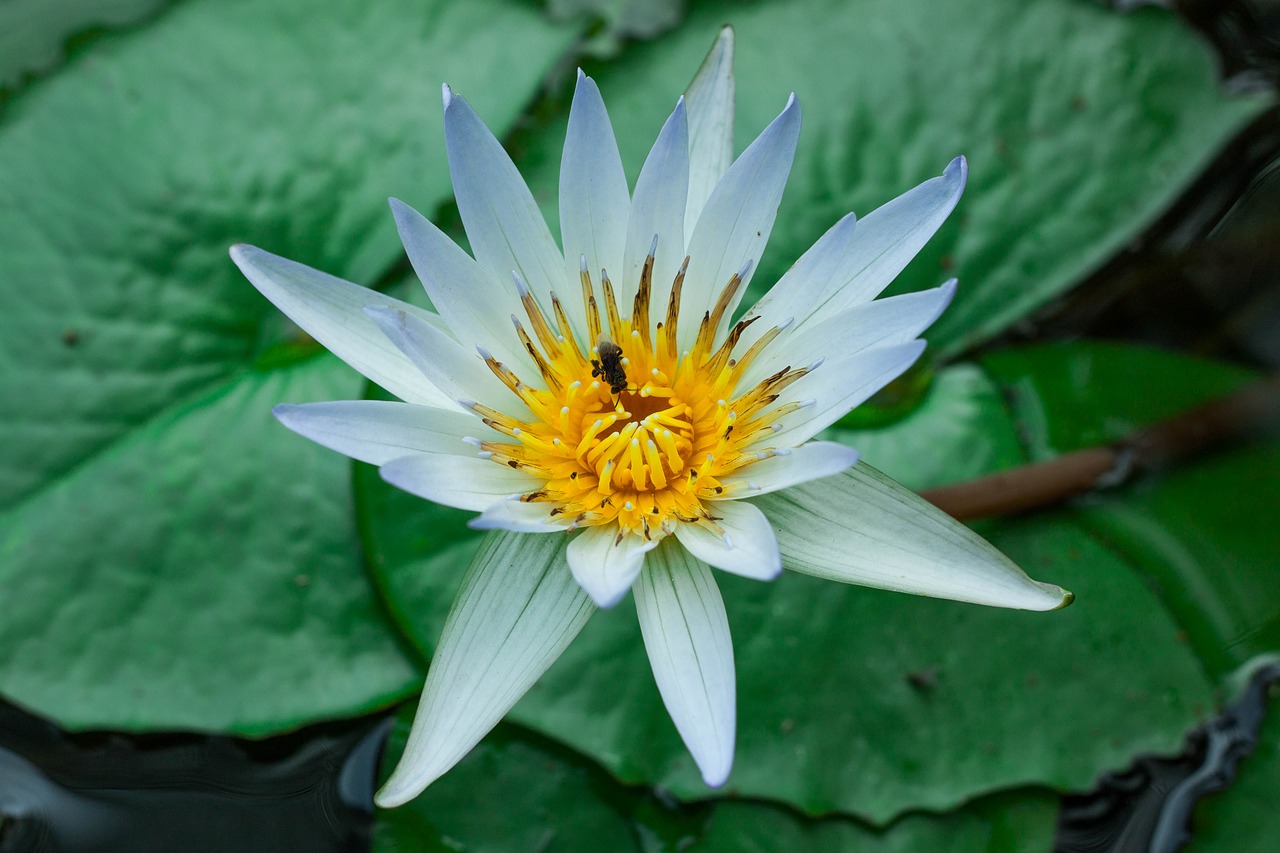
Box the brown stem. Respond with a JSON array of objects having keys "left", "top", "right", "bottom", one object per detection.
[{"left": 919, "top": 373, "right": 1280, "bottom": 521}]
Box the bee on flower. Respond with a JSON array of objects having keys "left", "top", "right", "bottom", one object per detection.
[{"left": 232, "top": 27, "right": 1072, "bottom": 808}]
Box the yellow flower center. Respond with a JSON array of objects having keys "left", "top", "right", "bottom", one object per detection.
[{"left": 471, "top": 252, "right": 811, "bottom": 541}]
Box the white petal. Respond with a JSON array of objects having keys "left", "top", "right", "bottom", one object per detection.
[
  {"left": 470, "top": 498, "right": 570, "bottom": 534},
  {"left": 770, "top": 341, "right": 926, "bottom": 447},
  {"left": 230, "top": 244, "right": 453, "bottom": 408},
  {"left": 624, "top": 97, "right": 690, "bottom": 316},
  {"left": 681, "top": 95, "right": 800, "bottom": 351},
  {"left": 757, "top": 463, "right": 1075, "bottom": 610},
  {"left": 390, "top": 198, "right": 531, "bottom": 372},
  {"left": 273, "top": 400, "right": 486, "bottom": 466},
  {"left": 364, "top": 305, "right": 518, "bottom": 415},
  {"left": 565, "top": 526, "right": 657, "bottom": 608},
  {"left": 739, "top": 212, "right": 857, "bottom": 343},
  {"left": 379, "top": 453, "right": 539, "bottom": 512},
  {"left": 717, "top": 441, "right": 859, "bottom": 498},
  {"left": 561, "top": 70, "right": 630, "bottom": 340},
  {"left": 443, "top": 88, "right": 566, "bottom": 317},
  {"left": 674, "top": 500, "right": 781, "bottom": 580},
  {"left": 376, "top": 531, "right": 594, "bottom": 807},
  {"left": 634, "top": 540, "right": 736, "bottom": 787},
  {"left": 741, "top": 157, "right": 966, "bottom": 340},
  {"left": 743, "top": 280, "right": 956, "bottom": 389},
  {"left": 822, "top": 156, "right": 966, "bottom": 312},
  {"left": 683, "top": 25, "right": 735, "bottom": 240}
]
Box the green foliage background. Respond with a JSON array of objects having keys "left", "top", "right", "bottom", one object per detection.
[{"left": 0, "top": 0, "right": 1276, "bottom": 849}]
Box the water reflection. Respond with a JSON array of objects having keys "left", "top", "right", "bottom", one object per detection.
[{"left": 0, "top": 700, "right": 386, "bottom": 853}]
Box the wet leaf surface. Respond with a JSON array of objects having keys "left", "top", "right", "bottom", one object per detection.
[
  {"left": 373, "top": 705, "right": 1060, "bottom": 853},
  {"left": 982, "top": 342, "right": 1276, "bottom": 681},
  {"left": 0, "top": 0, "right": 576, "bottom": 734},
  {"left": 0, "top": 0, "right": 175, "bottom": 91}
]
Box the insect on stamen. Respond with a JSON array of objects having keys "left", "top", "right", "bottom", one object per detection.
[{"left": 590, "top": 335, "right": 628, "bottom": 399}]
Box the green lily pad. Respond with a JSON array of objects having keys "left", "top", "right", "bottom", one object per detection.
[
  {"left": 354, "top": 463, "right": 477, "bottom": 662},
  {"left": 1084, "top": 450, "right": 1280, "bottom": 681},
  {"left": 545, "top": 0, "right": 684, "bottom": 48},
  {"left": 981, "top": 342, "right": 1254, "bottom": 461},
  {"left": 374, "top": 704, "right": 1061, "bottom": 851},
  {"left": 0, "top": 0, "right": 575, "bottom": 733},
  {"left": 515, "top": 0, "right": 1266, "bottom": 357},
  {"left": 824, "top": 363, "right": 1026, "bottom": 492},
  {"left": 982, "top": 342, "right": 1277, "bottom": 681},
  {"left": 687, "top": 790, "right": 1059, "bottom": 852},
  {"left": 0, "top": 0, "right": 172, "bottom": 92},
  {"left": 373, "top": 712, "right": 638, "bottom": 853},
  {"left": 1187, "top": 676, "right": 1280, "bottom": 852},
  {"left": 0, "top": 358, "right": 423, "bottom": 734},
  {"left": 509, "top": 513, "right": 1208, "bottom": 822},
  {"left": 362, "top": 347, "right": 1225, "bottom": 823}
]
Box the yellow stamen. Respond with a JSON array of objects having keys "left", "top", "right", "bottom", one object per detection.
[{"left": 475, "top": 255, "right": 798, "bottom": 539}]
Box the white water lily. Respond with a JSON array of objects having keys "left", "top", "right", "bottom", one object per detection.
[{"left": 232, "top": 28, "right": 1072, "bottom": 808}]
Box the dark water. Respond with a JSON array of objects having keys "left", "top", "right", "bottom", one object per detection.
[
  {"left": 0, "top": 706, "right": 387, "bottom": 852},
  {"left": 3, "top": 1, "right": 1279, "bottom": 851},
  {"left": 1054, "top": 663, "right": 1280, "bottom": 853},
  {"left": 1005, "top": 0, "right": 1280, "bottom": 371}
]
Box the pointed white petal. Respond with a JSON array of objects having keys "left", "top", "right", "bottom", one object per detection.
[
  {"left": 443, "top": 90, "right": 565, "bottom": 316},
  {"left": 272, "top": 401, "right": 486, "bottom": 467},
  {"left": 821, "top": 156, "right": 966, "bottom": 312},
  {"left": 561, "top": 70, "right": 629, "bottom": 339},
  {"left": 717, "top": 441, "right": 859, "bottom": 498},
  {"left": 740, "top": 212, "right": 857, "bottom": 343},
  {"left": 634, "top": 540, "right": 736, "bottom": 787},
  {"left": 470, "top": 498, "right": 570, "bottom": 534},
  {"left": 740, "top": 158, "right": 966, "bottom": 342},
  {"left": 624, "top": 98, "right": 689, "bottom": 316},
  {"left": 674, "top": 500, "right": 781, "bottom": 580},
  {"left": 683, "top": 25, "right": 735, "bottom": 240},
  {"left": 565, "top": 526, "right": 657, "bottom": 608},
  {"left": 389, "top": 198, "right": 531, "bottom": 372},
  {"left": 376, "top": 531, "right": 594, "bottom": 807},
  {"left": 770, "top": 341, "right": 926, "bottom": 447},
  {"left": 743, "top": 280, "right": 956, "bottom": 388},
  {"left": 364, "top": 305, "right": 517, "bottom": 415},
  {"left": 682, "top": 95, "right": 800, "bottom": 350},
  {"left": 379, "top": 453, "right": 539, "bottom": 512},
  {"left": 757, "top": 463, "right": 1074, "bottom": 610},
  {"left": 230, "top": 244, "right": 453, "bottom": 408}
]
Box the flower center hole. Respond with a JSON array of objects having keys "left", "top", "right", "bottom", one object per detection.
[{"left": 607, "top": 389, "right": 671, "bottom": 431}]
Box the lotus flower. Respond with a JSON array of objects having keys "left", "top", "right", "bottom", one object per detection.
[{"left": 231, "top": 28, "right": 1072, "bottom": 807}]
